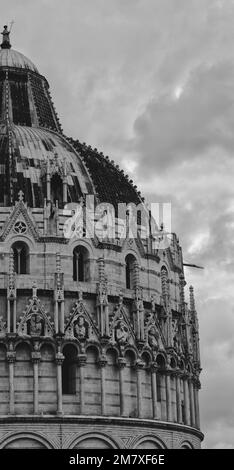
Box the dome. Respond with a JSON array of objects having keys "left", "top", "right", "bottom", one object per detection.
[
  {"left": 0, "top": 123, "right": 95, "bottom": 207},
  {"left": 0, "top": 123, "right": 142, "bottom": 208},
  {"left": 0, "top": 48, "right": 39, "bottom": 73},
  {"left": 0, "top": 26, "right": 143, "bottom": 208}
]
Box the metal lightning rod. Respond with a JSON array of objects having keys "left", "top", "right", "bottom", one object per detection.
[
  {"left": 9, "top": 20, "right": 14, "bottom": 32},
  {"left": 183, "top": 263, "right": 204, "bottom": 269}
]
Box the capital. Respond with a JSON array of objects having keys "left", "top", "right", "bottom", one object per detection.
[
  {"left": 181, "top": 372, "right": 189, "bottom": 380},
  {"left": 6, "top": 351, "right": 16, "bottom": 363},
  {"left": 77, "top": 354, "right": 87, "bottom": 367},
  {"left": 55, "top": 352, "right": 64, "bottom": 365},
  {"left": 31, "top": 351, "right": 41, "bottom": 363},
  {"left": 98, "top": 354, "right": 107, "bottom": 368},
  {"left": 134, "top": 359, "right": 144, "bottom": 370},
  {"left": 117, "top": 357, "right": 126, "bottom": 369},
  {"left": 150, "top": 362, "right": 158, "bottom": 373},
  {"left": 165, "top": 365, "right": 173, "bottom": 376}
]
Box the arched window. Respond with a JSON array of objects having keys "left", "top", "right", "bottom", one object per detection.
[
  {"left": 73, "top": 246, "right": 89, "bottom": 282},
  {"left": 141, "top": 352, "right": 153, "bottom": 418},
  {"left": 12, "top": 241, "right": 29, "bottom": 274},
  {"left": 180, "top": 442, "right": 193, "bottom": 449},
  {"left": 62, "top": 345, "right": 77, "bottom": 395},
  {"left": 170, "top": 357, "right": 177, "bottom": 369},
  {"left": 125, "top": 254, "right": 137, "bottom": 289},
  {"left": 51, "top": 173, "right": 63, "bottom": 208}
]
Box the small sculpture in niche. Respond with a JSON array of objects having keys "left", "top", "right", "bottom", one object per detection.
[
  {"left": 115, "top": 320, "right": 129, "bottom": 345},
  {"left": 148, "top": 325, "right": 159, "bottom": 350},
  {"left": 74, "top": 316, "right": 87, "bottom": 340},
  {"left": 172, "top": 319, "right": 183, "bottom": 353},
  {"left": 47, "top": 201, "right": 58, "bottom": 235},
  {"left": 29, "top": 313, "right": 43, "bottom": 336}
]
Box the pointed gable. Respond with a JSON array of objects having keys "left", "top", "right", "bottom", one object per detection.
[{"left": 0, "top": 198, "right": 39, "bottom": 241}]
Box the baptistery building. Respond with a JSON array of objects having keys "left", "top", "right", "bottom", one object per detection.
[{"left": 0, "top": 26, "right": 203, "bottom": 449}]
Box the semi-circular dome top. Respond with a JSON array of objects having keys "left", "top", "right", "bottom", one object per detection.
[{"left": 0, "top": 48, "right": 39, "bottom": 73}]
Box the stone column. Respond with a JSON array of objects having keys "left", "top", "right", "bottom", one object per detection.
[
  {"left": 98, "top": 356, "right": 107, "bottom": 416},
  {"left": 78, "top": 354, "right": 87, "bottom": 414},
  {"left": 118, "top": 357, "right": 126, "bottom": 416},
  {"left": 165, "top": 369, "right": 172, "bottom": 422},
  {"left": 183, "top": 374, "right": 190, "bottom": 425},
  {"left": 7, "top": 300, "right": 11, "bottom": 333},
  {"left": 56, "top": 352, "right": 64, "bottom": 415},
  {"left": 7, "top": 351, "right": 16, "bottom": 414},
  {"left": 13, "top": 302, "right": 17, "bottom": 333},
  {"left": 60, "top": 300, "right": 65, "bottom": 334},
  {"left": 189, "top": 376, "right": 195, "bottom": 427},
  {"left": 32, "top": 351, "right": 41, "bottom": 415},
  {"left": 63, "top": 178, "right": 68, "bottom": 205},
  {"left": 135, "top": 360, "right": 144, "bottom": 418},
  {"left": 151, "top": 363, "right": 158, "bottom": 419},
  {"left": 46, "top": 170, "right": 51, "bottom": 200},
  {"left": 7, "top": 300, "right": 17, "bottom": 333},
  {"left": 54, "top": 302, "right": 59, "bottom": 333},
  {"left": 194, "top": 381, "right": 201, "bottom": 429},
  {"left": 176, "top": 370, "right": 182, "bottom": 424}
]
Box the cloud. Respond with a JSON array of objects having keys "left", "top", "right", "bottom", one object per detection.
[{"left": 133, "top": 61, "right": 234, "bottom": 173}]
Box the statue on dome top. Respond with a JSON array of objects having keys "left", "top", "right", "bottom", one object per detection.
[{"left": 1, "top": 25, "right": 11, "bottom": 49}]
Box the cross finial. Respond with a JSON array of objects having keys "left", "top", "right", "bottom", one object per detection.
[
  {"left": 1, "top": 25, "right": 11, "bottom": 49},
  {"left": 18, "top": 190, "right": 24, "bottom": 202}
]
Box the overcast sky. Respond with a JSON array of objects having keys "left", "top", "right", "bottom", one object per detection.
[{"left": 2, "top": 0, "right": 234, "bottom": 448}]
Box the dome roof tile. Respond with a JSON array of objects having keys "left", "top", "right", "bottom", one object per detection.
[{"left": 0, "top": 48, "right": 38, "bottom": 73}]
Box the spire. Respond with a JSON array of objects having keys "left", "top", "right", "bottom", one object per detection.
[
  {"left": 189, "top": 285, "right": 196, "bottom": 312},
  {"left": 179, "top": 273, "right": 185, "bottom": 313},
  {"left": 1, "top": 25, "right": 11, "bottom": 49},
  {"left": 8, "top": 249, "right": 15, "bottom": 289}
]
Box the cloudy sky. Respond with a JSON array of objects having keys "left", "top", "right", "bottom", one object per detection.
[{"left": 2, "top": 0, "right": 234, "bottom": 448}]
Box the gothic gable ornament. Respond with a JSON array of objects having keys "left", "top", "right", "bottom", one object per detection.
[
  {"left": 144, "top": 307, "right": 166, "bottom": 353},
  {"left": 115, "top": 320, "right": 129, "bottom": 345},
  {"left": 132, "top": 286, "right": 145, "bottom": 342},
  {"left": 65, "top": 290, "right": 99, "bottom": 342},
  {"left": 171, "top": 318, "right": 184, "bottom": 354},
  {"left": 0, "top": 192, "right": 39, "bottom": 241},
  {"left": 17, "top": 283, "right": 54, "bottom": 337},
  {"left": 110, "top": 294, "right": 136, "bottom": 348}
]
